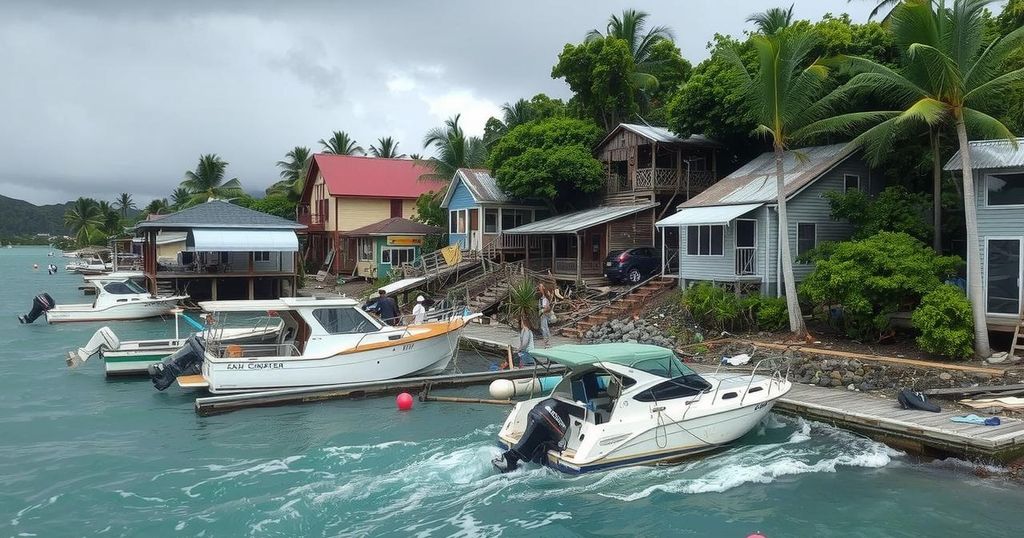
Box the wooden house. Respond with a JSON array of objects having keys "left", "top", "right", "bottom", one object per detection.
[{"left": 439, "top": 168, "right": 547, "bottom": 252}]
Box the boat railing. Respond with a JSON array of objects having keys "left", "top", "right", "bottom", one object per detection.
[
  {"left": 707, "top": 354, "right": 791, "bottom": 406},
  {"left": 352, "top": 307, "right": 469, "bottom": 350},
  {"left": 207, "top": 342, "right": 301, "bottom": 359}
]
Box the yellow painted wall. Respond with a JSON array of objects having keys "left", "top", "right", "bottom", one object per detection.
[
  {"left": 156, "top": 241, "right": 185, "bottom": 260},
  {"left": 336, "top": 197, "right": 420, "bottom": 231}
]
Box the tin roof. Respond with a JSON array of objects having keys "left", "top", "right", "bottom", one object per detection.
[
  {"left": 439, "top": 169, "right": 544, "bottom": 208},
  {"left": 344, "top": 217, "right": 441, "bottom": 237},
  {"left": 596, "top": 123, "right": 725, "bottom": 149},
  {"left": 304, "top": 154, "right": 445, "bottom": 200},
  {"left": 680, "top": 143, "right": 855, "bottom": 208},
  {"left": 944, "top": 138, "right": 1024, "bottom": 171},
  {"left": 135, "top": 200, "right": 305, "bottom": 230},
  {"left": 655, "top": 202, "right": 764, "bottom": 227},
  {"left": 504, "top": 203, "right": 657, "bottom": 235}
]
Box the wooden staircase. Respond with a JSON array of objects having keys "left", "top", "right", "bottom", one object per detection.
[{"left": 559, "top": 277, "right": 676, "bottom": 339}]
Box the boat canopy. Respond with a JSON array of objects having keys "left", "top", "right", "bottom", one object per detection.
[
  {"left": 530, "top": 344, "right": 676, "bottom": 368},
  {"left": 199, "top": 296, "right": 360, "bottom": 312}
]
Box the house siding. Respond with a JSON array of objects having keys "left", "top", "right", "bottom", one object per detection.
[
  {"left": 678, "top": 208, "right": 758, "bottom": 281},
  {"left": 337, "top": 197, "right": 401, "bottom": 231},
  {"left": 446, "top": 178, "right": 476, "bottom": 249},
  {"left": 973, "top": 167, "right": 1024, "bottom": 321}
]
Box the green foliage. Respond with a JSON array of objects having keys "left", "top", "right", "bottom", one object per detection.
[
  {"left": 369, "top": 137, "right": 405, "bottom": 158},
  {"left": 551, "top": 37, "right": 638, "bottom": 130},
  {"left": 483, "top": 94, "right": 568, "bottom": 147},
  {"left": 912, "top": 284, "right": 974, "bottom": 360},
  {"left": 64, "top": 197, "right": 104, "bottom": 247},
  {"left": 413, "top": 191, "right": 446, "bottom": 228},
  {"left": 799, "top": 232, "right": 962, "bottom": 340},
  {"left": 247, "top": 196, "right": 296, "bottom": 220},
  {"left": 681, "top": 283, "right": 788, "bottom": 332},
  {"left": 180, "top": 154, "right": 243, "bottom": 205},
  {"left": 756, "top": 296, "right": 790, "bottom": 332},
  {"left": 421, "top": 114, "right": 487, "bottom": 181},
  {"left": 825, "top": 186, "right": 932, "bottom": 242},
  {"left": 267, "top": 146, "right": 312, "bottom": 203},
  {"left": 488, "top": 117, "right": 604, "bottom": 209},
  {"left": 504, "top": 277, "right": 538, "bottom": 328},
  {"left": 144, "top": 198, "right": 170, "bottom": 215},
  {"left": 319, "top": 131, "right": 363, "bottom": 155}
]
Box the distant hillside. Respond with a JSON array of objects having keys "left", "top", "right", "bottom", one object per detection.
[{"left": 0, "top": 195, "right": 73, "bottom": 236}]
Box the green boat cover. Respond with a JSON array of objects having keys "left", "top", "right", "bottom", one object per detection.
[{"left": 529, "top": 343, "right": 676, "bottom": 369}]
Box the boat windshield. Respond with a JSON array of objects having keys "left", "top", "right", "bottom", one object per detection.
[
  {"left": 103, "top": 280, "right": 147, "bottom": 295},
  {"left": 630, "top": 355, "right": 697, "bottom": 379}
]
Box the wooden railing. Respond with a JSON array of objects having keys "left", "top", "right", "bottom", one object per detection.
[
  {"left": 611, "top": 168, "right": 718, "bottom": 194},
  {"left": 735, "top": 247, "right": 757, "bottom": 276},
  {"left": 297, "top": 213, "right": 325, "bottom": 231},
  {"left": 553, "top": 258, "right": 603, "bottom": 276}
]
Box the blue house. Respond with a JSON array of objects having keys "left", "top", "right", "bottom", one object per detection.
[{"left": 439, "top": 168, "right": 547, "bottom": 252}]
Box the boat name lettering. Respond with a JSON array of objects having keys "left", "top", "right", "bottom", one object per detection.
[
  {"left": 226, "top": 362, "right": 285, "bottom": 370},
  {"left": 754, "top": 401, "right": 768, "bottom": 411}
]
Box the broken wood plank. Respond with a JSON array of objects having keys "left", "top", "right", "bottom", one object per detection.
[
  {"left": 922, "top": 384, "right": 1024, "bottom": 397},
  {"left": 745, "top": 341, "right": 1005, "bottom": 376}
]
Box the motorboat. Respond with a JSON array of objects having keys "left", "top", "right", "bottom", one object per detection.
[
  {"left": 149, "top": 296, "right": 481, "bottom": 393},
  {"left": 492, "top": 343, "right": 791, "bottom": 474},
  {"left": 66, "top": 257, "right": 112, "bottom": 275},
  {"left": 18, "top": 276, "right": 187, "bottom": 324},
  {"left": 67, "top": 309, "right": 284, "bottom": 376}
]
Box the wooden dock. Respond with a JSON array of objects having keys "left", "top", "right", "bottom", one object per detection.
[
  {"left": 460, "top": 322, "right": 575, "bottom": 353},
  {"left": 774, "top": 382, "right": 1024, "bottom": 462}
]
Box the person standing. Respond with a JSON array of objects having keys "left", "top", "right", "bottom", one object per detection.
[
  {"left": 515, "top": 316, "right": 536, "bottom": 366},
  {"left": 376, "top": 288, "right": 400, "bottom": 326},
  {"left": 412, "top": 295, "right": 427, "bottom": 324},
  {"left": 538, "top": 283, "right": 552, "bottom": 347}
]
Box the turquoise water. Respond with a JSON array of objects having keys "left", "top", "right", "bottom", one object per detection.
[{"left": 2, "top": 246, "right": 1023, "bottom": 537}]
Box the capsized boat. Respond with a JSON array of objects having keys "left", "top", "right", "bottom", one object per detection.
[
  {"left": 67, "top": 309, "right": 285, "bottom": 376},
  {"left": 18, "top": 276, "right": 187, "bottom": 324},
  {"left": 148, "top": 296, "right": 480, "bottom": 393},
  {"left": 492, "top": 343, "right": 791, "bottom": 474}
]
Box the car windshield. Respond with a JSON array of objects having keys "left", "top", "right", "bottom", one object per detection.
[{"left": 630, "top": 355, "right": 696, "bottom": 379}]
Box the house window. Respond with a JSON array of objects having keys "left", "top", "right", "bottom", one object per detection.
[
  {"left": 390, "top": 199, "right": 403, "bottom": 218},
  {"left": 987, "top": 173, "right": 1024, "bottom": 206},
  {"left": 358, "top": 239, "right": 374, "bottom": 261},
  {"left": 686, "top": 225, "right": 724, "bottom": 256},
  {"left": 449, "top": 210, "right": 467, "bottom": 234},
  {"left": 844, "top": 174, "right": 860, "bottom": 193},
  {"left": 381, "top": 247, "right": 415, "bottom": 266},
  {"left": 735, "top": 219, "right": 756, "bottom": 248},
  {"left": 501, "top": 209, "right": 530, "bottom": 231},
  {"left": 253, "top": 251, "right": 270, "bottom": 262},
  {"left": 484, "top": 209, "right": 498, "bottom": 233},
  {"left": 797, "top": 223, "right": 817, "bottom": 257}
]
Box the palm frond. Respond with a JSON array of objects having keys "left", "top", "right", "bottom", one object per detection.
[{"left": 962, "top": 107, "right": 1019, "bottom": 144}]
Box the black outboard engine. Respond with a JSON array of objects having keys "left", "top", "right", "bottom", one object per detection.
[
  {"left": 18, "top": 293, "right": 55, "bottom": 324},
  {"left": 492, "top": 398, "right": 578, "bottom": 472},
  {"left": 148, "top": 335, "right": 206, "bottom": 391}
]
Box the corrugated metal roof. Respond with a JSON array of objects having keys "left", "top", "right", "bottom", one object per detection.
[
  {"left": 680, "top": 143, "right": 855, "bottom": 208},
  {"left": 655, "top": 203, "right": 764, "bottom": 227},
  {"left": 305, "top": 154, "right": 443, "bottom": 199},
  {"left": 136, "top": 200, "right": 305, "bottom": 230},
  {"left": 597, "top": 123, "right": 725, "bottom": 150},
  {"left": 344, "top": 217, "right": 441, "bottom": 237},
  {"left": 944, "top": 138, "right": 1024, "bottom": 171},
  {"left": 440, "top": 169, "right": 544, "bottom": 208},
  {"left": 504, "top": 203, "right": 657, "bottom": 234}
]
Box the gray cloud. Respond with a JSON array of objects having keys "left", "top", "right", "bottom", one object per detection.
[{"left": 0, "top": 0, "right": 873, "bottom": 204}]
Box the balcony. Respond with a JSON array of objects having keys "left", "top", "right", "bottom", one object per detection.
[
  {"left": 608, "top": 168, "right": 718, "bottom": 195},
  {"left": 297, "top": 212, "right": 325, "bottom": 232}
]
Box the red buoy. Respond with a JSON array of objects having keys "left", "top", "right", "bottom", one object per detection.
[
  {"left": 747, "top": 533, "right": 767, "bottom": 538},
  {"left": 396, "top": 392, "right": 414, "bottom": 411}
]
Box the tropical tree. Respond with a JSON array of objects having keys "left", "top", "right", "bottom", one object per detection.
[
  {"left": 586, "top": 9, "right": 674, "bottom": 87},
  {"left": 319, "top": 131, "right": 364, "bottom": 155},
  {"left": 747, "top": 5, "right": 795, "bottom": 35},
  {"left": 180, "top": 154, "right": 244, "bottom": 204},
  {"left": 114, "top": 192, "right": 135, "bottom": 218},
  {"left": 64, "top": 197, "right": 103, "bottom": 246},
  {"left": 368, "top": 137, "right": 405, "bottom": 158},
  {"left": 170, "top": 187, "right": 192, "bottom": 209},
  {"left": 421, "top": 114, "right": 487, "bottom": 181},
  {"left": 727, "top": 28, "right": 832, "bottom": 337},
  {"left": 144, "top": 198, "right": 170, "bottom": 215},
  {"left": 267, "top": 146, "right": 312, "bottom": 203},
  {"left": 801, "top": 0, "right": 1024, "bottom": 356},
  {"left": 97, "top": 201, "right": 122, "bottom": 236}
]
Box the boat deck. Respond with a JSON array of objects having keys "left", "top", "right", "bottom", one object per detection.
[{"left": 774, "top": 382, "right": 1024, "bottom": 461}]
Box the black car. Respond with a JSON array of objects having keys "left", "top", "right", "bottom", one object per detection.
[{"left": 603, "top": 247, "right": 661, "bottom": 284}]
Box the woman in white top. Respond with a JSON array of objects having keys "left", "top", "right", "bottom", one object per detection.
[{"left": 412, "top": 295, "right": 426, "bottom": 324}]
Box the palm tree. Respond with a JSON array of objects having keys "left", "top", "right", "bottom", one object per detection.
[
  {"left": 267, "top": 146, "right": 312, "bottom": 202},
  {"left": 368, "top": 137, "right": 405, "bottom": 158},
  {"left": 421, "top": 114, "right": 487, "bottom": 181},
  {"left": 144, "top": 198, "right": 170, "bottom": 215},
  {"left": 97, "top": 201, "right": 121, "bottom": 236},
  {"left": 170, "top": 187, "right": 192, "bottom": 209},
  {"left": 180, "top": 154, "right": 244, "bottom": 204},
  {"left": 501, "top": 99, "right": 535, "bottom": 130},
  {"left": 728, "top": 30, "right": 831, "bottom": 337},
  {"left": 64, "top": 197, "right": 103, "bottom": 246},
  {"left": 586, "top": 9, "right": 675, "bottom": 103},
  {"left": 319, "top": 131, "right": 364, "bottom": 155},
  {"left": 114, "top": 192, "right": 135, "bottom": 218},
  {"left": 802, "top": 0, "right": 1023, "bottom": 356},
  {"left": 747, "top": 4, "right": 796, "bottom": 35}
]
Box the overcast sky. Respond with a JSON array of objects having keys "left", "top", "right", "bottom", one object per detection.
[{"left": 0, "top": 0, "right": 875, "bottom": 205}]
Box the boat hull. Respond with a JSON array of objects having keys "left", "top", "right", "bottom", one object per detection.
[
  {"left": 46, "top": 298, "right": 183, "bottom": 323},
  {"left": 202, "top": 318, "right": 470, "bottom": 394},
  {"left": 100, "top": 327, "right": 283, "bottom": 376}
]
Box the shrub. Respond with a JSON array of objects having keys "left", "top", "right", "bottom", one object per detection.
[
  {"left": 756, "top": 296, "right": 789, "bottom": 332},
  {"left": 912, "top": 285, "right": 974, "bottom": 360},
  {"left": 799, "top": 232, "right": 961, "bottom": 341},
  {"left": 681, "top": 282, "right": 739, "bottom": 332}
]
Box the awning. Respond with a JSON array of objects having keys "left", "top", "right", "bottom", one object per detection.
[
  {"left": 655, "top": 203, "right": 763, "bottom": 227},
  {"left": 186, "top": 229, "right": 299, "bottom": 252},
  {"left": 504, "top": 203, "right": 657, "bottom": 234}
]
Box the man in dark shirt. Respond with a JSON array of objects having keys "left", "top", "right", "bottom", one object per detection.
[{"left": 375, "top": 288, "right": 401, "bottom": 326}]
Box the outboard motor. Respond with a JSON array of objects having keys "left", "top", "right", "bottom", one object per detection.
[
  {"left": 67, "top": 327, "right": 120, "bottom": 368},
  {"left": 492, "top": 398, "right": 578, "bottom": 472},
  {"left": 148, "top": 335, "right": 206, "bottom": 391},
  {"left": 18, "top": 293, "right": 55, "bottom": 324}
]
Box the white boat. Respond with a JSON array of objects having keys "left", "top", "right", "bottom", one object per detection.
[
  {"left": 493, "top": 343, "right": 791, "bottom": 474},
  {"left": 68, "top": 310, "right": 285, "bottom": 376},
  {"left": 65, "top": 257, "right": 112, "bottom": 275},
  {"left": 152, "top": 296, "right": 479, "bottom": 393},
  {"left": 44, "top": 276, "right": 187, "bottom": 323}
]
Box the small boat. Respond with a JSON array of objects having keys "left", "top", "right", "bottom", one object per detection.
[
  {"left": 65, "top": 257, "right": 112, "bottom": 275},
  {"left": 492, "top": 343, "right": 791, "bottom": 474},
  {"left": 149, "top": 296, "right": 480, "bottom": 393},
  {"left": 19, "top": 276, "right": 187, "bottom": 324},
  {"left": 68, "top": 310, "right": 285, "bottom": 376}
]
